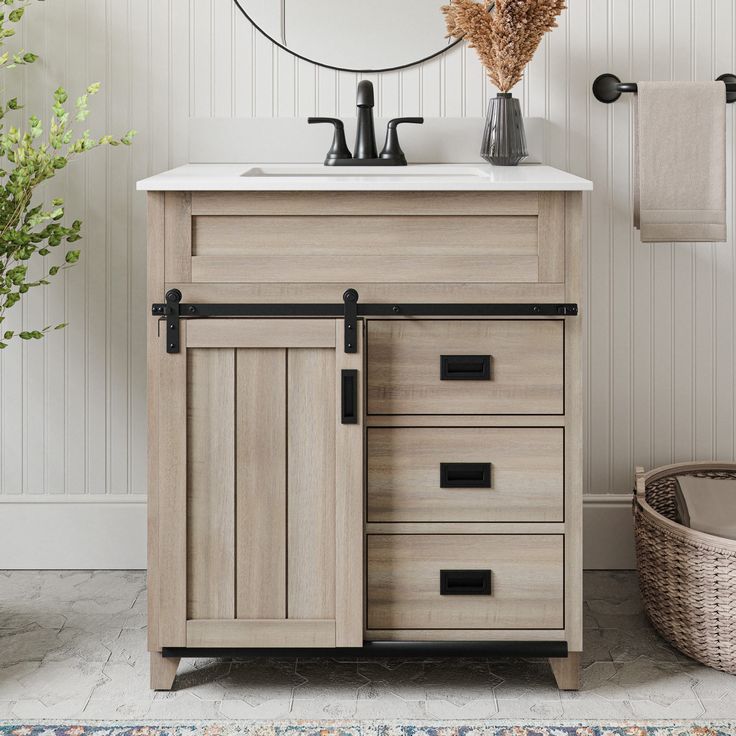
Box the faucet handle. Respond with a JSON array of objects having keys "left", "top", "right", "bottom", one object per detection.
[
  {"left": 308, "top": 117, "right": 352, "bottom": 164},
  {"left": 379, "top": 117, "right": 424, "bottom": 166}
]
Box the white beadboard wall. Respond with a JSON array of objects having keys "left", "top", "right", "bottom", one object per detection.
[{"left": 1, "top": 0, "right": 735, "bottom": 568}]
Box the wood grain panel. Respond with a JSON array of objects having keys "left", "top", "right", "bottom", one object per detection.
[
  {"left": 168, "top": 281, "right": 566, "bottom": 304},
  {"left": 564, "top": 191, "right": 584, "bottom": 652},
  {"left": 366, "top": 320, "right": 564, "bottom": 415},
  {"left": 334, "top": 320, "right": 364, "bottom": 646},
  {"left": 147, "top": 192, "right": 165, "bottom": 652},
  {"left": 367, "top": 427, "right": 564, "bottom": 522},
  {"left": 186, "top": 619, "right": 336, "bottom": 648},
  {"left": 366, "top": 534, "right": 564, "bottom": 630},
  {"left": 164, "top": 192, "right": 192, "bottom": 282},
  {"left": 236, "top": 349, "right": 287, "bottom": 620},
  {"left": 287, "top": 349, "right": 336, "bottom": 619},
  {"left": 537, "top": 192, "right": 565, "bottom": 282},
  {"left": 186, "top": 348, "right": 235, "bottom": 620},
  {"left": 187, "top": 319, "right": 336, "bottom": 349},
  {"left": 191, "top": 255, "right": 539, "bottom": 284},
  {"left": 191, "top": 191, "right": 540, "bottom": 216},
  {"left": 157, "top": 321, "right": 188, "bottom": 647},
  {"left": 192, "top": 215, "right": 538, "bottom": 254}
]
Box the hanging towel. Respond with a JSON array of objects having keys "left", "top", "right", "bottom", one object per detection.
[{"left": 634, "top": 81, "right": 726, "bottom": 242}]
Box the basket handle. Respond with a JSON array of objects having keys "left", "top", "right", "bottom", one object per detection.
[{"left": 635, "top": 466, "right": 646, "bottom": 500}]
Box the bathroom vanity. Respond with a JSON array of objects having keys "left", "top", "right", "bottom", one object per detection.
[{"left": 137, "top": 163, "right": 592, "bottom": 692}]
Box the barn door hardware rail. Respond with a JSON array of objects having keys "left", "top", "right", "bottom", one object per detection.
[
  {"left": 152, "top": 288, "right": 579, "bottom": 355},
  {"left": 593, "top": 72, "right": 736, "bottom": 104}
]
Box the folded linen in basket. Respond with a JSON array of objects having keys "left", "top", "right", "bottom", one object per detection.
[
  {"left": 634, "top": 81, "right": 726, "bottom": 242},
  {"left": 674, "top": 475, "right": 736, "bottom": 540}
]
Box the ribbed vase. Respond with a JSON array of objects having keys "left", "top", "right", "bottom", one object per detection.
[{"left": 480, "top": 93, "right": 528, "bottom": 166}]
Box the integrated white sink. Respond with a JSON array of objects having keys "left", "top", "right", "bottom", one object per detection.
[
  {"left": 240, "top": 164, "right": 493, "bottom": 180},
  {"left": 137, "top": 163, "right": 594, "bottom": 192}
]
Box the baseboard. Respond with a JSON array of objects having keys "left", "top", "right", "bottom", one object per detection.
[
  {"left": 0, "top": 493, "right": 635, "bottom": 570},
  {"left": 0, "top": 495, "right": 147, "bottom": 569}
]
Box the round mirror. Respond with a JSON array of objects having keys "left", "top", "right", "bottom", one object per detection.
[{"left": 233, "top": 0, "right": 460, "bottom": 73}]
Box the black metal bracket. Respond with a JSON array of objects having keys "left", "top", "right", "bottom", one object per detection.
[
  {"left": 154, "top": 289, "right": 183, "bottom": 354},
  {"left": 152, "top": 287, "right": 579, "bottom": 355},
  {"left": 343, "top": 288, "right": 358, "bottom": 353}
]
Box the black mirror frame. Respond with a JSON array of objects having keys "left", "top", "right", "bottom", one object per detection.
[{"left": 232, "top": 0, "right": 463, "bottom": 74}]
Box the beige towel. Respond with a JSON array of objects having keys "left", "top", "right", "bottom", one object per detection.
[
  {"left": 674, "top": 475, "right": 736, "bottom": 540},
  {"left": 634, "top": 81, "right": 726, "bottom": 242}
]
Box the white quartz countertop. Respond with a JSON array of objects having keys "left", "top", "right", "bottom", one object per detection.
[{"left": 136, "top": 163, "right": 593, "bottom": 192}]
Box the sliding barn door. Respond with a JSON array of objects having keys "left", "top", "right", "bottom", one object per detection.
[{"left": 153, "top": 318, "right": 363, "bottom": 650}]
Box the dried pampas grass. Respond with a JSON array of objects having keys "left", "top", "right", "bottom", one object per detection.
[{"left": 442, "top": 0, "right": 566, "bottom": 92}]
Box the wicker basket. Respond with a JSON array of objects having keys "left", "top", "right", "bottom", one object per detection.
[{"left": 634, "top": 462, "right": 736, "bottom": 674}]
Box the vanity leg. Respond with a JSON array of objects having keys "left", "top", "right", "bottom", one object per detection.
[
  {"left": 549, "top": 652, "right": 581, "bottom": 690},
  {"left": 150, "top": 651, "right": 179, "bottom": 691}
]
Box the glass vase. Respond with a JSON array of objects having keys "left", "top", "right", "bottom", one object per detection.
[{"left": 480, "top": 93, "right": 528, "bottom": 166}]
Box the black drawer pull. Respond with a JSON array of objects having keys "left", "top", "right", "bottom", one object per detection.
[
  {"left": 341, "top": 369, "right": 358, "bottom": 424},
  {"left": 440, "top": 569, "right": 492, "bottom": 596},
  {"left": 440, "top": 462, "right": 491, "bottom": 488},
  {"left": 440, "top": 354, "right": 491, "bottom": 380}
]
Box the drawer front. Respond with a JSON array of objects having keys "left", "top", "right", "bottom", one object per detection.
[
  {"left": 366, "top": 320, "right": 564, "bottom": 415},
  {"left": 367, "top": 534, "right": 564, "bottom": 630},
  {"left": 367, "top": 427, "right": 564, "bottom": 522}
]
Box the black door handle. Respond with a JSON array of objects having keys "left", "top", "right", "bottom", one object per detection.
[
  {"left": 341, "top": 369, "right": 358, "bottom": 424},
  {"left": 440, "top": 569, "right": 492, "bottom": 595},
  {"left": 440, "top": 355, "right": 491, "bottom": 380},
  {"left": 440, "top": 462, "right": 492, "bottom": 488}
]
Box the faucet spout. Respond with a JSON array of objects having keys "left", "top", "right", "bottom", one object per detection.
[{"left": 354, "top": 80, "right": 377, "bottom": 160}]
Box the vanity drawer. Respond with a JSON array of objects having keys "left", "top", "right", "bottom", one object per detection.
[
  {"left": 366, "top": 534, "right": 564, "bottom": 630},
  {"left": 366, "top": 320, "right": 564, "bottom": 415},
  {"left": 367, "top": 427, "right": 564, "bottom": 522}
]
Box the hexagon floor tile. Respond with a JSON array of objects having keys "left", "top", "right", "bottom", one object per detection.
[{"left": 1, "top": 570, "right": 735, "bottom": 720}]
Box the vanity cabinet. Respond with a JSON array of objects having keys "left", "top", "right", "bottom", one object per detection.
[{"left": 142, "top": 166, "right": 589, "bottom": 693}]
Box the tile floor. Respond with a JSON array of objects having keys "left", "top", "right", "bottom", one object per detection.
[{"left": 1, "top": 570, "right": 735, "bottom": 721}]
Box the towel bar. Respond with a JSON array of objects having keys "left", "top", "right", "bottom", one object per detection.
[{"left": 593, "top": 72, "right": 736, "bottom": 104}]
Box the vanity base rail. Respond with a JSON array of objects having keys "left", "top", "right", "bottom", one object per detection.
[
  {"left": 162, "top": 641, "right": 568, "bottom": 660},
  {"left": 152, "top": 287, "right": 579, "bottom": 354}
]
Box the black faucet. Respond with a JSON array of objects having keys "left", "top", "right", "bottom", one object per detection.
[{"left": 308, "top": 81, "right": 423, "bottom": 166}]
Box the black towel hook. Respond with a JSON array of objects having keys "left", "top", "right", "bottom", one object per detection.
[{"left": 592, "top": 72, "right": 736, "bottom": 104}]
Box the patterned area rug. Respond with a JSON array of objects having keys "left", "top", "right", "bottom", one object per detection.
[{"left": 1, "top": 725, "right": 736, "bottom": 736}]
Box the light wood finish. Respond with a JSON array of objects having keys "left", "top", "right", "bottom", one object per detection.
[
  {"left": 564, "top": 192, "right": 584, "bottom": 654},
  {"left": 167, "top": 281, "right": 567, "bottom": 304},
  {"left": 148, "top": 186, "right": 584, "bottom": 691},
  {"left": 186, "top": 619, "right": 336, "bottom": 648},
  {"left": 287, "top": 348, "right": 336, "bottom": 619},
  {"left": 537, "top": 192, "right": 565, "bottom": 283},
  {"left": 186, "top": 349, "right": 235, "bottom": 620},
  {"left": 367, "top": 522, "right": 564, "bottom": 535},
  {"left": 147, "top": 192, "right": 165, "bottom": 653},
  {"left": 193, "top": 215, "right": 538, "bottom": 255},
  {"left": 367, "top": 534, "right": 564, "bottom": 631},
  {"left": 191, "top": 191, "right": 540, "bottom": 217},
  {"left": 366, "top": 415, "right": 565, "bottom": 428},
  {"left": 164, "top": 192, "right": 192, "bottom": 282},
  {"left": 365, "top": 629, "right": 567, "bottom": 642},
  {"left": 334, "top": 320, "right": 364, "bottom": 646},
  {"left": 366, "top": 320, "right": 564, "bottom": 415},
  {"left": 150, "top": 651, "right": 179, "bottom": 691},
  {"left": 549, "top": 652, "right": 582, "bottom": 690},
  {"left": 236, "top": 349, "right": 287, "bottom": 620},
  {"left": 192, "top": 254, "right": 539, "bottom": 284},
  {"left": 367, "top": 427, "right": 564, "bottom": 522},
  {"left": 157, "top": 320, "right": 188, "bottom": 647},
  {"left": 186, "top": 319, "right": 336, "bottom": 349}
]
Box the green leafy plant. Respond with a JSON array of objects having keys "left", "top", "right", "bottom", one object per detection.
[{"left": 0, "top": 0, "right": 135, "bottom": 349}]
